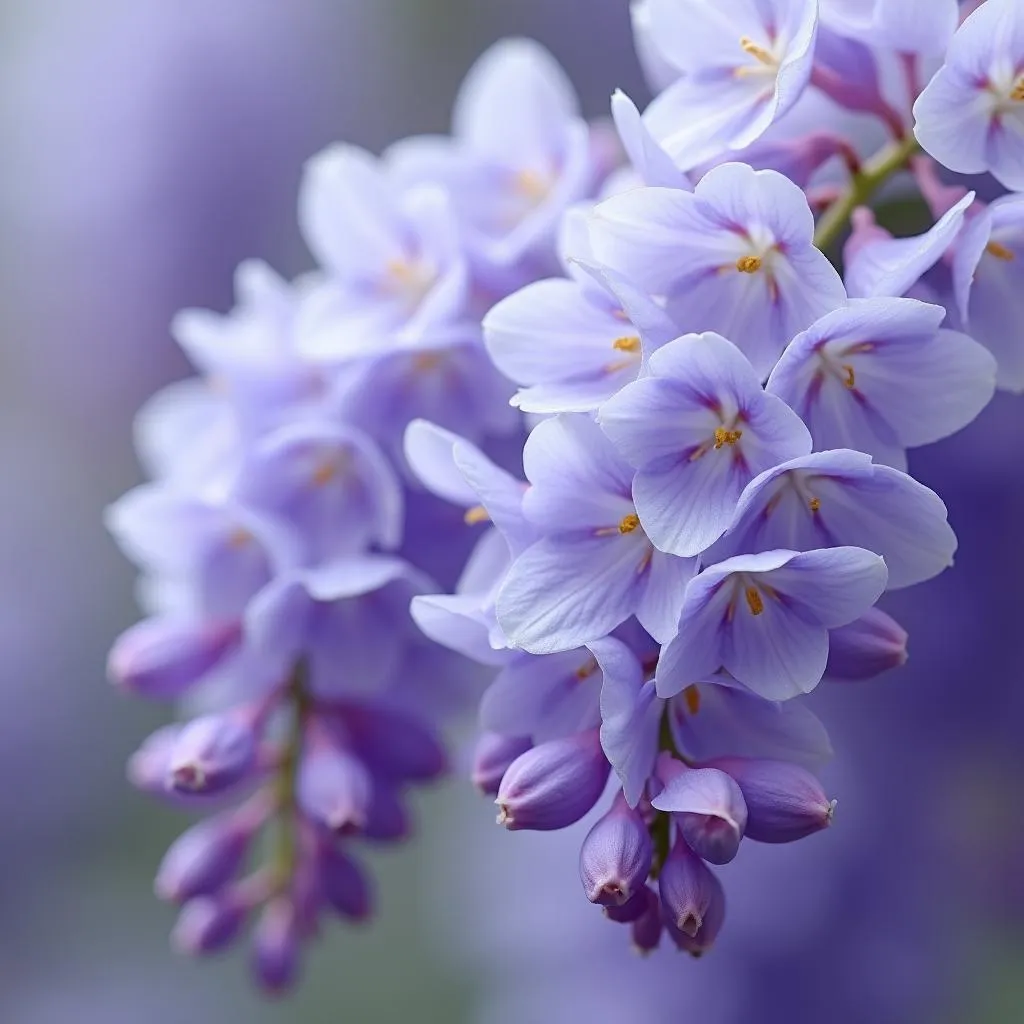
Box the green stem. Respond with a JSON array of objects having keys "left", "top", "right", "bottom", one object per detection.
[{"left": 813, "top": 133, "right": 921, "bottom": 254}]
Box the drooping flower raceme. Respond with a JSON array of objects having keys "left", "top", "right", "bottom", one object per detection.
[{"left": 110, "top": 0, "right": 1020, "bottom": 996}]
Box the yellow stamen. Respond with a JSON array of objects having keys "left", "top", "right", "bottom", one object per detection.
[
  {"left": 618, "top": 513, "right": 641, "bottom": 535},
  {"left": 575, "top": 657, "right": 599, "bottom": 681},
  {"left": 740, "top": 36, "right": 776, "bottom": 66},
  {"left": 412, "top": 352, "right": 443, "bottom": 372},
  {"left": 1012, "top": 77, "right": 1024, "bottom": 102},
  {"left": 714, "top": 427, "right": 743, "bottom": 449},
  {"left": 842, "top": 364, "right": 856, "bottom": 389},
  {"left": 986, "top": 240, "right": 1016, "bottom": 262},
  {"left": 745, "top": 587, "right": 765, "bottom": 616},
  {"left": 464, "top": 505, "right": 490, "bottom": 525},
  {"left": 683, "top": 685, "right": 701, "bottom": 716},
  {"left": 229, "top": 526, "right": 253, "bottom": 548},
  {"left": 736, "top": 255, "right": 763, "bottom": 274},
  {"left": 809, "top": 497, "right": 822, "bottom": 512},
  {"left": 613, "top": 335, "right": 641, "bottom": 353},
  {"left": 312, "top": 461, "right": 338, "bottom": 487},
  {"left": 515, "top": 169, "right": 549, "bottom": 201}
]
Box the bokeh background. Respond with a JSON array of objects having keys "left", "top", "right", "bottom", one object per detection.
[{"left": 1, "top": 1, "right": 1020, "bottom": 1021}]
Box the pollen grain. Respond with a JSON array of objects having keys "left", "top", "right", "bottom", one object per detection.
[{"left": 736, "top": 255, "right": 763, "bottom": 274}]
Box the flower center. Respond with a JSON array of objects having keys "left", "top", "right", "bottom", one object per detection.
[
  {"left": 683, "top": 684, "right": 701, "bottom": 715},
  {"left": 1012, "top": 77, "right": 1024, "bottom": 102},
  {"left": 736, "top": 255, "right": 763, "bottom": 273},
  {"left": 745, "top": 586, "right": 765, "bottom": 616},
  {"left": 736, "top": 36, "right": 779, "bottom": 78},
  {"left": 464, "top": 504, "right": 490, "bottom": 525},
  {"left": 618, "top": 513, "right": 641, "bottom": 534},
  {"left": 714, "top": 427, "right": 743, "bottom": 448},
  {"left": 613, "top": 335, "right": 641, "bottom": 352}
]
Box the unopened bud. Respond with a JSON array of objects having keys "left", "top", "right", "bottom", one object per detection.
[
  {"left": 708, "top": 757, "right": 834, "bottom": 844},
  {"left": 252, "top": 898, "right": 301, "bottom": 995},
  {"left": 297, "top": 742, "right": 373, "bottom": 836},
  {"left": 471, "top": 732, "right": 532, "bottom": 796},
  {"left": 579, "top": 793, "right": 653, "bottom": 906},
  {"left": 495, "top": 730, "right": 610, "bottom": 832},
  {"left": 168, "top": 713, "right": 258, "bottom": 795},
  {"left": 658, "top": 837, "right": 724, "bottom": 947},
  {"left": 172, "top": 889, "right": 250, "bottom": 954},
  {"left": 826, "top": 608, "right": 908, "bottom": 681},
  {"left": 155, "top": 811, "right": 260, "bottom": 903}
]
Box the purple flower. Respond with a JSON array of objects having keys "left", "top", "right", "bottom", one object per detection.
[
  {"left": 707, "top": 449, "right": 958, "bottom": 589},
  {"left": 496, "top": 415, "right": 697, "bottom": 653},
  {"left": 843, "top": 194, "right": 976, "bottom": 300},
  {"left": 639, "top": 0, "right": 820, "bottom": 168},
  {"left": 388, "top": 39, "right": 598, "bottom": 284},
  {"left": 913, "top": 0, "right": 1024, "bottom": 191},
  {"left": 252, "top": 898, "right": 301, "bottom": 994},
  {"left": 471, "top": 732, "right": 533, "bottom": 796},
  {"left": 295, "top": 144, "right": 469, "bottom": 358},
  {"left": 952, "top": 194, "right": 1024, "bottom": 392},
  {"left": 652, "top": 761, "right": 749, "bottom": 865},
  {"left": 821, "top": 0, "right": 959, "bottom": 57},
  {"left": 598, "top": 331, "right": 812, "bottom": 556},
  {"left": 609, "top": 89, "right": 692, "bottom": 191},
  {"left": 658, "top": 836, "right": 726, "bottom": 944},
  {"left": 590, "top": 163, "right": 847, "bottom": 377},
  {"left": 657, "top": 547, "right": 888, "bottom": 701},
  {"left": 766, "top": 299, "right": 996, "bottom": 469},
  {"left": 167, "top": 713, "right": 259, "bottom": 796}
]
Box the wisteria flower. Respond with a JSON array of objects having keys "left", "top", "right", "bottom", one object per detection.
[
  {"left": 483, "top": 230, "right": 677, "bottom": 413},
  {"left": 656, "top": 547, "right": 888, "bottom": 701},
  {"left": 707, "top": 449, "right": 957, "bottom": 588},
  {"left": 598, "top": 332, "right": 811, "bottom": 556},
  {"left": 766, "top": 297, "right": 996, "bottom": 469},
  {"left": 639, "top": 0, "right": 820, "bottom": 168},
  {"left": 843, "top": 193, "right": 975, "bottom": 300},
  {"left": 913, "top": 0, "right": 1024, "bottom": 192},
  {"left": 388, "top": 39, "right": 598, "bottom": 281},
  {"left": 496, "top": 415, "right": 697, "bottom": 654},
  {"left": 821, "top": 0, "right": 959, "bottom": 58},
  {"left": 296, "top": 144, "right": 469, "bottom": 359},
  {"left": 609, "top": 89, "right": 692, "bottom": 192},
  {"left": 590, "top": 163, "right": 847, "bottom": 377},
  {"left": 952, "top": 193, "right": 1024, "bottom": 392}
]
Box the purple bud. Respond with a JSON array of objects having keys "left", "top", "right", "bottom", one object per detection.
[
  {"left": 172, "top": 889, "right": 250, "bottom": 954},
  {"left": 471, "top": 732, "right": 532, "bottom": 796},
  {"left": 167, "top": 714, "right": 258, "bottom": 795},
  {"left": 603, "top": 886, "right": 651, "bottom": 923},
  {"left": 155, "top": 810, "right": 260, "bottom": 903},
  {"left": 495, "top": 730, "right": 610, "bottom": 832},
  {"left": 630, "top": 887, "right": 663, "bottom": 955},
  {"left": 361, "top": 783, "right": 413, "bottom": 842},
  {"left": 297, "top": 741, "right": 373, "bottom": 836},
  {"left": 664, "top": 860, "right": 726, "bottom": 958},
  {"left": 251, "top": 898, "right": 301, "bottom": 995},
  {"left": 579, "top": 794, "right": 653, "bottom": 907},
  {"left": 338, "top": 701, "right": 448, "bottom": 782},
  {"left": 708, "top": 757, "right": 835, "bottom": 844},
  {"left": 652, "top": 765, "right": 747, "bottom": 865},
  {"left": 658, "top": 837, "right": 723, "bottom": 941},
  {"left": 127, "top": 724, "right": 181, "bottom": 795},
  {"left": 318, "top": 845, "right": 374, "bottom": 921},
  {"left": 108, "top": 616, "right": 240, "bottom": 699},
  {"left": 826, "top": 608, "right": 908, "bottom": 681}
]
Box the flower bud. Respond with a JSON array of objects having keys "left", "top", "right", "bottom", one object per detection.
[
  {"left": 652, "top": 765, "right": 747, "bottom": 865},
  {"left": 603, "top": 886, "right": 650, "bottom": 923},
  {"left": 318, "top": 845, "right": 374, "bottom": 921},
  {"left": 495, "top": 730, "right": 610, "bottom": 832},
  {"left": 826, "top": 608, "right": 908, "bottom": 681},
  {"left": 297, "top": 742, "right": 373, "bottom": 836},
  {"left": 708, "top": 757, "right": 834, "bottom": 844},
  {"left": 579, "top": 794, "right": 653, "bottom": 906},
  {"left": 172, "top": 889, "right": 250, "bottom": 954},
  {"left": 168, "top": 713, "right": 258, "bottom": 795},
  {"left": 658, "top": 837, "right": 723, "bottom": 942},
  {"left": 664, "top": 858, "right": 726, "bottom": 958},
  {"left": 361, "top": 783, "right": 413, "bottom": 842},
  {"left": 630, "top": 887, "right": 663, "bottom": 955},
  {"left": 471, "top": 732, "right": 532, "bottom": 796},
  {"left": 155, "top": 811, "right": 259, "bottom": 903},
  {"left": 252, "top": 898, "right": 301, "bottom": 995},
  {"left": 340, "top": 701, "right": 448, "bottom": 782},
  {"left": 108, "top": 616, "right": 240, "bottom": 699},
  {"left": 127, "top": 724, "right": 181, "bottom": 795}
]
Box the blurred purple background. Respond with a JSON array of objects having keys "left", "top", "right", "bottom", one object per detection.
[{"left": 1, "top": 1, "right": 1020, "bottom": 1021}]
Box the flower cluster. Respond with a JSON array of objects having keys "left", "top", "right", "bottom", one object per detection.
[
  {"left": 409, "top": 0, "right": 1022, "bottom": 958},
  {"left": 106, "top": 40, "right": 609, "bottom": 991},
  {"left": 109, "top": 0, "right": 1024, "bottom": 992}
]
